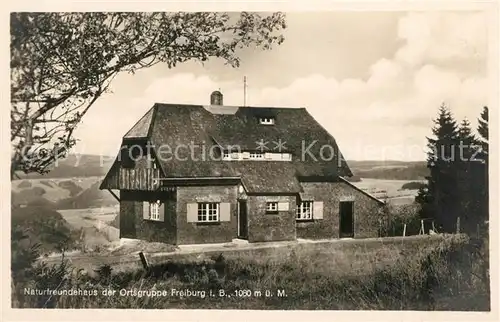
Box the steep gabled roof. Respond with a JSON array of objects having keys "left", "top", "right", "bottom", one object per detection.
[
  {"left": 123, "top": 107, "right": 156, "bottom": 139},
  {"left": 102, "top": 103, "right": 353, "bottom": 193}
]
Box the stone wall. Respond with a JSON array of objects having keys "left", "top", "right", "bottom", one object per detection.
[
  {"left": 176, "top": 185, "right": 238, "bottom": 245},
  {"left": 297, "top": 181, "right": 383, "bottom": 239},
  {"left": 247, "top": 195, "right": 296, "bottom": 242}
]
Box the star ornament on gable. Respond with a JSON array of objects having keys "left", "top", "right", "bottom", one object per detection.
[
  {"left": 273, "top": 139, "right": 287, "bottom": 152},
  {"left": 255, "top": 139, "right": 269, "bottom": 152}
]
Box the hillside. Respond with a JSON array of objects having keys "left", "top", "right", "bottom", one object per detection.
[
  {"left": 14, "top": 154, "right": 115, "bottom": 179},
  {"left": 348, "top": 160, "right": 428, "bottom": 180},
  {"left": 11, "top": 205, "right": 79, "bottom": 254},
  {"left": 11, "top": 177, "right": 118, "bottom": 210}
]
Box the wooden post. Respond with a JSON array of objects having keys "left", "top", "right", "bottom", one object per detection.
[
  {"left": 139, "top": 252, "right": 150, "bottom": 270},
  {"left": 403, "top": 224, "right": 407, "bottom": 237},
  {"left": 419, "top": 219, "right": 425, "bottom": 235},
  {"left": 456, "top": 216, "right": 461, "bottom": 234}
]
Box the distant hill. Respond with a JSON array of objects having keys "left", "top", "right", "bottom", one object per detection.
[
  {"left": 347, "top": 160, "right": 428, "bottom": 181},
  {"left": 12, "top": 154, "right": 428, "bottom": 181},
  {"left": 14, "top": 154, "right": 115, "bottom": 179},
  {"left": 57, "top": 181, "right": 118, "bottom": 210},
  {"left": 12, "top": 177, "right": 117, "bottom": 210}
]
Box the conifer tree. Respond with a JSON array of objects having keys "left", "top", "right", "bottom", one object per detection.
[
  {"left": 475, "top": 106, "right": 489, "bottom": 236},
  {"left": 456, "top": 118, "right": 477, "bottom": 233},
  {"left": 478, "top": 106, "right": 489, "bottom": 152},
  {"left": 418, "top": 104, "right": 459, "bottom": 232}
]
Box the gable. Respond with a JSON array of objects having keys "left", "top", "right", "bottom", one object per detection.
[{"left": 123, "top": 107, "right": 155, "bottom": 139}]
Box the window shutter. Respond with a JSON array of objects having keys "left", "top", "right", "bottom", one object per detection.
[
  {"left": 220, "top": 202, "right": 231, "bottom": 221},
  {"left": 242, "top": 152, "right": 250, "bottom": 159},
  {"left": 187, "top": 203, "right": 198, "bottom": 222},
  {"left": 278, "top": 202, "right": 289, "bottom": 211},
  {"left": 313, "top": 201, "right": 324, "bottom": 219},
  {"left": 143, "top": 202, "right": 150, "bottom": 220},
  {"left": 159, "top": 202, "right": 165, "bottom": 221}
]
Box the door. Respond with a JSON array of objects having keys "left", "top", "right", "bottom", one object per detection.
[
  {"left": 238, "top": 200, "right": 248, "bottom": 239},
  {"left": 339, "top": 201, "right": 354, "bottom": 238}
]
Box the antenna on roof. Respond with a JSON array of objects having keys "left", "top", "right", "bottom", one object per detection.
[{"left": 243, "top": 76, "right": 247, "bottom": 107}]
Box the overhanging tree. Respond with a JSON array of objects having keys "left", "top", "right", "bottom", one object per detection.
[{"left": 11, "top": 12, "right": 286, "bottom": 178}]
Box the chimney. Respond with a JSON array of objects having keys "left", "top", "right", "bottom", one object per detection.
[{"left": 210, "top": 90, "right": 223, "bottom": 105}]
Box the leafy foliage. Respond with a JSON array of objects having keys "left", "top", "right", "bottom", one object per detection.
[
  {"left": 10, "top": 12, "right": 286, "bottom": 177},
  {"left": 379, "top": 203, "right": 421, "bottom": 237}
]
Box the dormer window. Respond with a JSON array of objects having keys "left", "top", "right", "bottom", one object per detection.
[{"left": 259, "top": 117, "right": 275, "bottom": 125}]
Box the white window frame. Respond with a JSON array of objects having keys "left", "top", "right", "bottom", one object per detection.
[
  {"left": 259, "top": 117, "right": 275, "bottom": 125},
  {"left": 149, "top": 200, "right": 161, "bottom": 221},
  {"left": 197, "top": 202, "right": 220, "bottom": 222},
  {"left": 249, "top": 152, "right": 264, "bottom": 159},
  {"left": 296, "top": 201, "right": 313, "bottom": 220},
  {"left": 266, "top": 202, "right": 278, "bottom": 213},
  {"left": 281, "top": 153, "right": 292, "bottom": 161}
]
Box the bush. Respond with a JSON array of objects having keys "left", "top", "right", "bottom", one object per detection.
[{"left": 379, "top": 203, "right": 422, "bottom": 236}]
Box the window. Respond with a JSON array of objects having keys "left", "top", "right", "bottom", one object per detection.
[
  {"left": 259, "top": 117, "right": 275, "bottom": 125},
  {"left": 197, "top": 202, "right": 219, "bottom": 222},
  {"left": 266, "top": 202, "right": 278, "bottom": 213},
  {"left": 149, "top": 201, "right": 161, "bottom": 221},
  {"left": 297, "top": 201, "right": 313, "bottom": 220},
  {"left": 249, "top": 152, "right": 264, "bottom": 159}
]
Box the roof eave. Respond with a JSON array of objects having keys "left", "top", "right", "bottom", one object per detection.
[{"left": 338, "top": 176, "right": 386, "bottom": 205}]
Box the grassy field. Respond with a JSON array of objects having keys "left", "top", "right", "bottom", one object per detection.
[{"left": 14, "top": 234, "right": 490, "bottom": 310}]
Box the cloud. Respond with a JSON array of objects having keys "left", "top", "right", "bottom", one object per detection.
[
  {"left": 395, "top": 12, "right": 487, "bottom": 67},
  {"left": 75, "top": 12, "right": 489, "bottom": 161}
]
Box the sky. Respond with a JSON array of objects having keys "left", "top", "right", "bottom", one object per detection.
[{"left": 74, "top": 11, "right": 490, "bottom": 161}]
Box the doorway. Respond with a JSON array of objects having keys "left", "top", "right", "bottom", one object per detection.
[
  {"left": 339, "top": 201, "right": 354, "bottom": 238},
  {"left": 238, "top": 200, "right": 248, "bottom": 239}
]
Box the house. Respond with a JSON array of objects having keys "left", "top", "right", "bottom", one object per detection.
[{"left": 100, "top": 91, "right": 385, "bottom": 245}]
